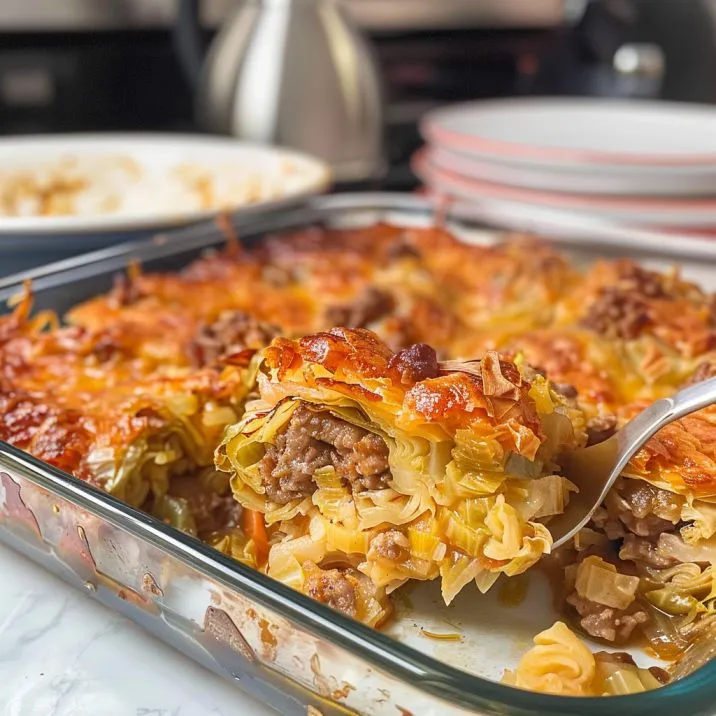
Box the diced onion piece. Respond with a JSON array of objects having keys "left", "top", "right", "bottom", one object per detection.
[
  {"left": 599, "top": 665, "right": 662, "bottom": 696},
  {"left": 574, "top": 527, "right": 610, "bottom": 552},
  {"left": 603, "top": 668, "right": 647, "bottom": 695},
  {"left": 527, "top": 475, "right": 575, "bottom": 520},
  {"left": 575, "top": 556, "right": 640, "bottom": 610}
]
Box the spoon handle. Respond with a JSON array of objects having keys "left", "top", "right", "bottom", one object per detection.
[{"left": 667, "top": 374, "right": 716, "bottom": 419}]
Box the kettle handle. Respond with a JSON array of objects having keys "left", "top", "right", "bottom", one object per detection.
[{"left": 173, "top": 0, "right": 206, "bottom": 90}]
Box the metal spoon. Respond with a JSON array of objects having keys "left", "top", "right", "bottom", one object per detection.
[{"left": 548, "top": 376, "right": 716, "bottom": 549}]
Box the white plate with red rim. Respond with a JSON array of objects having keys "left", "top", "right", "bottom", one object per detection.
[
  {"left": 422, "top": 98, "right": 716, "bottom": 170},
  {"left": 414, "top": 150, "right": 716, "bottom": 227},
  {"left": 427, "top": 144, "right": 716, "bottom": 197},
  {"left": 0, "top": 134, "right": 331, "bottom": 235}
]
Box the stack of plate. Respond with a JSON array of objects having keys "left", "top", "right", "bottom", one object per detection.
[{"left": 415, "top": 98, "right": 716, "bottom": 234}]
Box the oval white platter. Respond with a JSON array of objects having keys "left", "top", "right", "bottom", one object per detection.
[{"left": 0, "top": 133, "right": 331, "bottom": 235}]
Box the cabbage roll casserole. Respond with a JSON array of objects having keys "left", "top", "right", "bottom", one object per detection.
[{"left": 3, "top": 220, "right": 716, "bottom": 697}]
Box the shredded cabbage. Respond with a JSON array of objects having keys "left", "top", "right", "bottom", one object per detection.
[
  {"left": 657, "top": 533, "right": 716, "bottom": 564},
  {"left": 152, "top": 494, "right": 197, "bottom": 535},
  {"left": 440, "top": 554, "right": 483, "bottom": 605},
  {"left": 216, "top": 346, "right": 588, "bottom": 605},
  {"left": 681, "top": 501, "right": 716, "bottom": 544}
]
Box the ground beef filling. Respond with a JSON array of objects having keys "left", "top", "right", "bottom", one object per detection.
[
  {"left": 304, "top": 565, "right": 358, "bottom": 617},
  {"left": 325, "top": 287, "right": 395, "bottom": 329},
  {"left": 592, "top": 479, "right": 682, "bottom": 540},
  {"left": 618, "top": 533, "right": 677, "bottom": 568},
  {"left": 190, "top": 310, "right": 279, "bottom": 367},
  {"left": 167, "top": 473, "right": 239, "bottom": 538},
  {"left": 388, "top": 343, "right": 440, "bottom": 385},
  {"left": 553, "top": 382, "right": 578, "bottom": 399},
  {"left": 586, "top": 414, "right": 617, "bottom": 446},
  {"left": 581, "top": 289, "right": 652, "bottom": 340},
  {"left": 581, "top": 265, "right": 669, "bottom": 341},
  {"left": 567, "top": 592, "right": 648, "bottom": 643},
  {"left": 369, "top": 530, "right": 410, "bottom": 562},
  {"left": 688, "top": 360, "right": 716, "bottom": 385},
  {"left": 107, "top": 272, "right": 145, "bottom": 307},
  {"left": 259, "top": 404, "right": 391, "bottom": 505},
  {"left": 565, "top": 478, "right": 686, "bottom": 640}
]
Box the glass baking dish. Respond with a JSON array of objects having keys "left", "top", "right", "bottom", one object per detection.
[{"left": 1, "top": 193, "right": 716, "bottom": 716}]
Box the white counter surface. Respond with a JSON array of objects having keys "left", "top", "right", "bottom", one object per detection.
[{"left": 0, "top": 543, "right": 274, "bottom": 716}]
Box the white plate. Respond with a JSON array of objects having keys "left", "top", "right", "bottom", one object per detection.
[
  {"left": 414, "top": 151, "right": 716, "bottom": 228},
  {"left": 427, "top": 144, "right": 716, "bottom": 197},
  {"left": 0, "top": 134, "right": 331, "bottom": 234},
  {"left": 423, "top": 98, "right": 716, "bottom": 168}
]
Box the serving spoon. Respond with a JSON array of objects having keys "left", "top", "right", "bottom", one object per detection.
[{"left": 548, "top": 375, "right": 716, "bottom": 549}]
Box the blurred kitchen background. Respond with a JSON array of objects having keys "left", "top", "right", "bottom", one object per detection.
[{"left": 0, "top": 0, "right": 715, "bottom": 190}]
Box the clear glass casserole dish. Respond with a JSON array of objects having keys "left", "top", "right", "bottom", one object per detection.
[{"left": 1, "top": 193, "right": 716, "bottom": 716}]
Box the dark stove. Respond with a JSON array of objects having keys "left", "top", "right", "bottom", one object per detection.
[{"left": 0, "top": 1, "right": 714, "bottom": 191}]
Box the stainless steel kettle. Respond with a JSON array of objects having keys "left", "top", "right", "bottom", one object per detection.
[{"left": 175, "top": 0, "right": 385, "bottom": 183}]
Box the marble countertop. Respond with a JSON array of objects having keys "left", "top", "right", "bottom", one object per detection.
[{"left": 0, "top": 543, "right": 275, "bottom": 716}]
